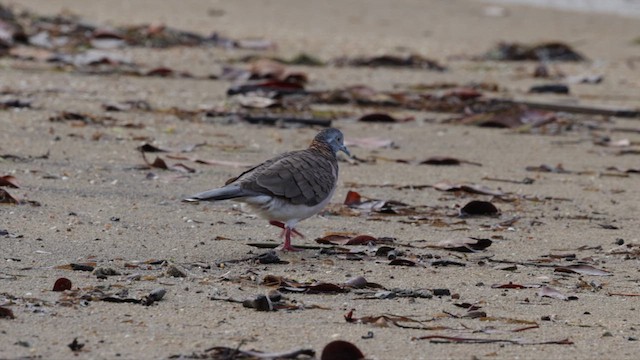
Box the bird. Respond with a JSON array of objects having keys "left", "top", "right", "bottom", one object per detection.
[{"left": 184, "top": 128, "right": 351, "bottom": 251}]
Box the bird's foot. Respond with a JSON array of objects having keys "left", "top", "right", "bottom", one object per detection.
[
  {"left": 269, "top": 221, "right": 305, "bottom": 238},
  {"left": 278, "top": 227, "right": 303, "bottom": 252},
  {"left": 278, "top": 243, "right": 303, "bottom": 252}
]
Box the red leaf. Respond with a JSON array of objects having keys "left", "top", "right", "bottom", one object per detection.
[{"left": 344, "top": 191, "right": 361, "bottom": 206}]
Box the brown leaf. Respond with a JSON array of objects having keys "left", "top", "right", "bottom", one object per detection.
[
  {"left": 344, "top": 137, "right": 396, "bottom": 149},
  {"left": 433, "top": 182, "right": 505, "bottom": 196},
  {"left": 344, "top": 310, "right": 434, "bottom": 329},
  {"left": 235, "top": 94, "right": 279, "bottom": 108},
  {"left": 68, "top": 338, "right": 84, "bottom": 352},
  {"left": 137, "top": 143, "right": 169, "bottom": 152},
  {"left": 0, "top": 175, "right": 19, "bottom": 188},
  {"left": 49, "top": 111, "right": 117, "bottom": 126},
  {"left": 442, "top": 87, "right": 484, "bottom": 100},
  {"left": 170, "top": 163, "right": 196, "bottom": 173},
  {"left": 0, "top": 306, "right": 15, "bottom": 319},
  {"left": 0, "top": 189, "right": 19, "bottom": 204},
  {"left": 150, "top": 156, "right": 169, "bottom": 169},
  {"left": 55, "top": 262, "right": 97, "bottom": 271},
  {"left": 537, "top": 286, "right": 569, "bottom": 301},
  {"left": 263, "top": 275, "right": 348, "bottom": 294},
  {"left": 483, "top": 41, "right": 585, "bottom": 61},
  {"left": 525, "top": 164, "right": 569, "bottom": 173},
  {"left": 343, "top": 191, "right": 421, "bottom": 215},
  {"left": 413, "top": 334, "right": 573, "bottom": 345},
  {"left": 554, "top": 265, "right": 612, "bottom": 276},
  {"left": 419, "top": 156, "right": 461, "bottom": 166},
  {"left": 166, "top": 154, "right": 252, "bottom": 168},
  {"left": 389, "top": 258, "right": 416, "bottom": 266},
  {"left": 455, "top": 106, "right": 556, "bottom": 129},
  {"left": 358, "top": 113, "right": 402, "bottom": 123},
  {"left": 146, "top": 67, "right": 180, "bottom": 77},
  {"left": 434, "top": 238, "right": 492, "bottom": 252},
  {"left": 305, "top": 283, "right": 347, "bottom": 294},
  {"left": 53, "top": 278, "right": 72, "bottom": 292},
  {"left": 321, "top": 340, "right": 365, "bottom": 360},
  {"left": 315, "top": 234, "right": 392, "bottom": 246},
  {"left": 343, "top": 276, "right": 384, "bottom": 290},
  {"left": 102, "top": 100, "right": 152, "bottom": 112},
  {"left": 491, "top": 283, "right": 540, "bottom": 289},
  {"left": 332, "top": 54, "right": 446, "bottom": 71},
  {"left": 227, "top": 80, "right": 305, "bottom": 96},
  {"left": 460, "top": 200, "right": 499, "bottom": 216}
]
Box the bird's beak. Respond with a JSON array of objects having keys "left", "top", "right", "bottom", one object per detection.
[{"left": 340, "top": 144, "right": 352, "bottom": 158}]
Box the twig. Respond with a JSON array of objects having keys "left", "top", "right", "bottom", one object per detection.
[
  {"left": 482, "top": 176, "right": 535, "bottom": 184},
  {"left": 242, "top": 115, "right": 332, "bottom": 127},
  {"left": 608, "top": 292, "right": 640, "bottom": 297},
  {"left": 246, "top": 242, "right": 325, "bottom": 250},
  {"left": 487, "top": 258, "right": 559, "bottom": 268},
  {"left": 493, "top": 99, "right": 640, "bottom": 118},
  {"left": 413, "top": 335, "right": 573, "bottom": 345}
]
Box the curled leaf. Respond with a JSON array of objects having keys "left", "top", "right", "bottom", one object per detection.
[
  {"left": 0, "top": 175, "right": 20, "bottom": 188},
  {"left": 321, "top": 340, "right": 365, "bottom": 360},
  {"left": 460, "top": 200, "right": 499, "bottom": 216},
  {"left": 53, "top": 278, "right": 72, "bottom": 292}
]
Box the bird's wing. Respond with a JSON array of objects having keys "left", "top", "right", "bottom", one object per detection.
[{"left": 240, "top": 149, "right": 336, "bottom": 206}]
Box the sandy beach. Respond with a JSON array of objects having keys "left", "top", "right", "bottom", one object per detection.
[{"left": 1, "top": 1, "right": 639, "bottom": 359}]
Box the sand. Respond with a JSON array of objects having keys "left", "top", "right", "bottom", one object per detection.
[{"left": 1, "top": 1, "right": 639, "bottom": 359}]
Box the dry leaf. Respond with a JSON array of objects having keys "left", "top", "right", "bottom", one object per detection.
[
  {"left": 433, "top": 238, "right": 492, "bottom": 252},
  {"left": 537, "top": 286, "right": 569, "bottom": 301},
  {"left": 460, "top": 200, "right": 499, "bottom": 216},
  {"left": 0, "top": 175, "right": 20, "bottom": 188},
  {"left": 554, "top": 265, "right": 612, "bottom": 276},
  {"left": 53, "top": 278, "right": 72, "bottom": 292},
  {"left": 321, "top": 340, "right": 364, "bottom": 360}
]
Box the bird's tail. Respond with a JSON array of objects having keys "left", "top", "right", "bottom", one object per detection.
[{"left": 183, "top": 185, "right": 247, "bottom": 202}]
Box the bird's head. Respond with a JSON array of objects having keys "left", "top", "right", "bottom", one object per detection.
[{"left": 315, "top": 128, "right": 351, "bottom": 157}]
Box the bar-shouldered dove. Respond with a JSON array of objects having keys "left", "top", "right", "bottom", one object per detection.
[{"left": 184, "top": 128, "right": 350, "bottom": 251}]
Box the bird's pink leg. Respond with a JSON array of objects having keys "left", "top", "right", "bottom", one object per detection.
[
  {"left": 280, "top": 227, "right": 302, "bottom": 252},
  {"left": 269, "top": 221, "right": 305, "bottom": 238}
]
